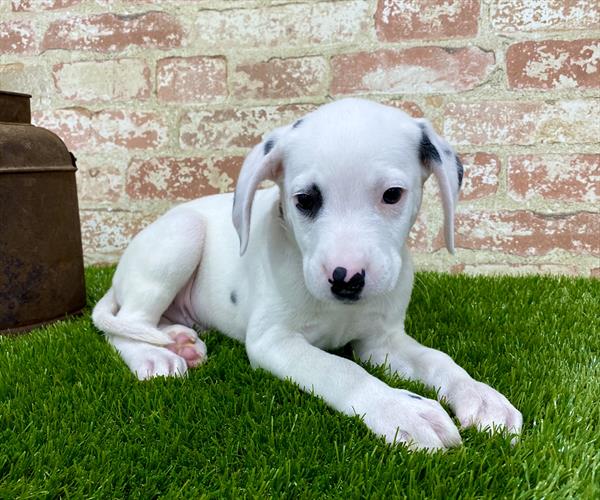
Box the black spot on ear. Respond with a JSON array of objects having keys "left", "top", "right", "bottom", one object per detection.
[
  {"left": 292, "top": 119, "right": 303, "bottom": 129},
  {"left": 456, "top": 156, "right": 464, "bottom": 188},
  {"left": 264, "top": 138, "right": 275, "bottom": 155},
  {"left": 419, "top": 132, "right": 441, "bottom": 166}
]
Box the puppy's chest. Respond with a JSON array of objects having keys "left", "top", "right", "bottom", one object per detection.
[{"left": 299, "top": 308, "right": 386, "bottom": 351}]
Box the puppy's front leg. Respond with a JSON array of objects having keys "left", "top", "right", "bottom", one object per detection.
[
  {"left": 245, "top": 322, "right": 462, "bottom": 451},
  {"left": 353, "top": 332, "right": 522, "bottom": 436}
]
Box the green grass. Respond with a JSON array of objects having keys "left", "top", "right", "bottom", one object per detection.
[{"left": 1, "top": 267, "right": 599, "bottom": 499}]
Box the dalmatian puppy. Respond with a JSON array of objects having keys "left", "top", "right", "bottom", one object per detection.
[{"left": 93, "top": 98, "right": 522, "bottom": 451}]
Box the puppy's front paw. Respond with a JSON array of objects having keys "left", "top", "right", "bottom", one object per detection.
[
  {"left": 360, "top": 389, "right": 462, "bottom": 451},
  {"left": 447, "top": 380, "right": 522, "bottom": 436}
]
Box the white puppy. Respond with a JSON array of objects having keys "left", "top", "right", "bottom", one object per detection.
[{"left": 93, "top": 98, "right": 521, "bottom": 450}]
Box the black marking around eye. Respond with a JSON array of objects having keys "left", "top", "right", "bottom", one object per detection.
[
  {"left": 456, "top": 156, "right": 464, "bottom": 188},
  {"left": 419, "top": 132, "right": 441, "bottom": 166},
  {"left": 292, "top": 119, "right": 303, "bottom": 129},
  {"left": 296, "top": 183, "right": 323, "bottom": 220},
  {"left": 264, "top": 138, "right": 275, "bottom": 155}
]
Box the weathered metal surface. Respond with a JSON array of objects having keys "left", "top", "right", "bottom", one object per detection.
[
  {"left": 0, "top": 91, "right": 86, "bottom": 335},
  {"left": 0, "top": 91, "right": 31, "bottom": 124}
]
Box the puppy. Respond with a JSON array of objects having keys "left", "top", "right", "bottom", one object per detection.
[{"left": 93, "top": 98, "right": 522, "bottom": 450}]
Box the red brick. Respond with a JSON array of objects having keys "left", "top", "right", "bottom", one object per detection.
[
  {"left": 194, "top": 1, "right": 369, "bottom": 49},
  {"left": 53, "top": 59, "right": 151, "bottom": 102},
  {"left": 493, "top": 0, "right": 598, "bottom": 32},
  {"left": 450, "top": 264, "right": 466, "bottom": 274},
  {"left": 127, "top": 156, "right": 243, "bottom": 201},
  {"left": 80, "top": 210, "right": 156, "bottom": 263},
  {"left": 42, "top": 12, "right": 184, "bottom": 52},
  {"left": 379, "top": 99, "right": 424, "bottom": 117},
  {"left": 453, "top": 211, "right": 600, "bottom": 256},
  {"left": 233, "top": 57, "right": 328, "bottom": 100},
  {"left": 33, "top": 108, "right": 168, "bottom": 151},
  {"left": 179, "top": 104, "right": 316, "bottom": 150},
  {"left": 508, "top": 154, "right": 600, "bottom": 202},
  {"left": 0, "top": 63, "right": 52, "bottom": 100},
  {"left": 507, "top": 39, "right": 600, "bottom": 89},
  {"left": 408, "top": 212, "right": 434, "bottom": 251},
  {"left": 75, "top": 154, "right": 124, "bottom": 205},
  {"left": 444, "top": 100, "right": 599, "bottom": 145},
  {"left": 32, "top": 108, "right": 92, "bottom": 151},
  {"left": 459, "top": 153, "right": 501, "bottom": 201},
  {"left": 93, "top": 111, "right": 168, "bottom": 150},
  {"left": 12, "top": 0, "right": 81, "bottom": 10},
  {"left": 0, "top": 21, "right": 36, "bottom": 54},
  {"left": 376, "top": 0, "right": 480, "bottom": 41},
  {"left": 213, "top": 157, "right": 245, "bottom": 183},
  {"left": 156, "top": 56, "right": 227, "bottom": 103},
  {"left": 331, "top": 47, "right": 494, "bottom": 95}
]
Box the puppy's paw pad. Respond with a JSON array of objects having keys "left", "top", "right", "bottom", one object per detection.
[{"left": 163, "top": 326, "right": 207, "bottom": 369}]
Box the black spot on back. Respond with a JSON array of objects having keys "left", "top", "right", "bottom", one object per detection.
[
  {"left": 419, "top": 132, "right": 441, "bottom": 166},
  {"left": 292, "top": 119, "right": 303, "bottom": 129},
  {"left": 456, "top": 156, "right": 464, "bottom": 188},
  {"left": 230, "top": 291, "right": 237, "bottom": 305},
  {"left": 408, "top": 394, "right": 422, "bottom": 400},
  {"left": 264, "top": 139, "right": 275, "bottom": 155}
]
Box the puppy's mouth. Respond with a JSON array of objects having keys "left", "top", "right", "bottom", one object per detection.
[{"left": 332, "top": 293, "right": 361, "bottom": 304}]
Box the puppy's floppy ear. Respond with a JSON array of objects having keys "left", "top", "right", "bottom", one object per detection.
[
  {"left": 415, "top": 118, "right": 463, "bottom": 254},
  {"left": 232, "top": 125, "right": 291, "bottom": 255}
]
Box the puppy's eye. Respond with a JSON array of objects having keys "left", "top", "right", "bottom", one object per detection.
[
  {"left": 382, "top": 187, "right": 403, "bottom": 204},
  {"left": 296, "top": 193, "right": 315, "bottom": 211},
  {"left": 294, "top": 184, "right": 323, "bottom": 219}
]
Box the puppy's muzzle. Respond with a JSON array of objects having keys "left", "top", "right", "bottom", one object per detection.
[{"left": 328, "top": 267, "right": 365, "bottom": 302}]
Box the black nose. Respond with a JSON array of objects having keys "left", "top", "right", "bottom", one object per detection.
[
  {"left": 328, "top": 267, "right": 365, "bottom": 302},
  {"left": 332, "top": 266, "right": 347, "bottom": 282}
]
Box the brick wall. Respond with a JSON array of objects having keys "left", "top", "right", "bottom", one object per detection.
[{"left": 1, "top": 0, "right": 598, "bottom": 276}]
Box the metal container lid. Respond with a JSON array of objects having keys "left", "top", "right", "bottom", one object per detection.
[
  {"left": 0, "top": 90, "right": 31, "bottom": 124},
  {"left": 0, "top": 91, "right": 75, "bottom": 173}
]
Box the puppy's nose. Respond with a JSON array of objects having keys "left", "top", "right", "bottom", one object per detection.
[
  {"left": 329, "top": 267, "right": 365, "bottom": 302},
  {"left": 332, "top": 266, "right": 347, "bottom": 282}
]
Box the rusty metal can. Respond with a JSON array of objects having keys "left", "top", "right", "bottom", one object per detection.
[{"left": 0, "top": 90, "right": 86, "bottom": 334}]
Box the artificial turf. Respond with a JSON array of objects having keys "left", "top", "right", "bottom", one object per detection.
[{"left": 1, "top": 267, "right": 598, "bottom": 498}]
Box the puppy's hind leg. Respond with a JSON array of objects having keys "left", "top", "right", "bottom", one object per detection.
[{"left": 93, "top": 207, "right": 207, "bottom": 379}]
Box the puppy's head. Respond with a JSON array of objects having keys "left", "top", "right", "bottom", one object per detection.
[{"left": 233, "top": 99, "right": 462, "bottom": 303}]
